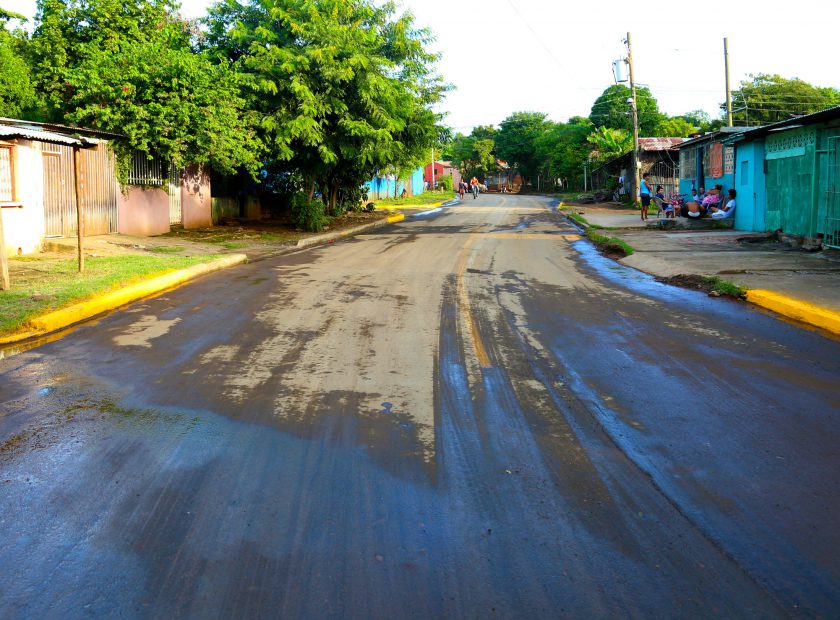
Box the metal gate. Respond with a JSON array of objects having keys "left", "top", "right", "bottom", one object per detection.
[
  {"left": 43, "top": 145, "right": 76, "bottom": 238},
  {"left": 825, "top": 137, "right": 840, "bottom": 249},
  {"left": 43, "top": 143, "right": 119, "bottom": 238},
  {"left": 168, "top": 163, "right": 182, "bottom": 225}
]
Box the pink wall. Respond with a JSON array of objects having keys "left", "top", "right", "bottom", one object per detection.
[
  {"left": 181, "top": 164, "right": 212, "bottom": 229},
  {"left": 118, "top": 186, "right": 169, "bottom": 237}
]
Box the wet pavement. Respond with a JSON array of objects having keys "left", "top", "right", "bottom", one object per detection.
[{"left": 1, "top": 194, "right": 839, "bottom": 618}]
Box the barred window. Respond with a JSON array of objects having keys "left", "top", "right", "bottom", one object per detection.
[
  {"left": 680, "top": 149, "right": 696, "bottom": 180},
  {"left": 724, "top": 146, "right": 735, "bottom": 175},
  {"left": 128, "top": 151, "right": 167, "bottom": 186},
  {"left": 0, "top": 146, "right": 14, "bottom": 202}
]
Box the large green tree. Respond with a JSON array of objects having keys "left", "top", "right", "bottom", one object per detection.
[
  {"left": 29, "top": 0, "right": 261, "bottom": 179},
  {"left": 586, "top": 126, "right": 632, "bottom": 163},
  {"left": 728, "top": 73, "right": 840, "bottom": 125},
  {"left": 0, "top": 10, "right": 37, "bottom": 118},
  {"left": 495, "top": 111, "right": 548, "bottom": 185},
  {"left": 589, "top": 84, "right": 664, "bottom": 136},
  {"left": 533, "top": 118, "right": 592, "bottom": 189},
  {"left": 444, "top": 125, "right": 497, "bottom": 180},
  {"left": 206, "top": 0, "right": 446, "bottom": 213}
]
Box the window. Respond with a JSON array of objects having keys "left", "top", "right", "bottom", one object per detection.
[
  {"left": 680, "top": 149, "right": 696, "bottom": 180},
  {"left": 740, "top": 161, "right": 749, "bottom": 186},
  {"left": 0, "top": 146, "right": 15, "bottom": 202},
  {"left": 724, "top": 146, "right": 735, "bottom": 175}
]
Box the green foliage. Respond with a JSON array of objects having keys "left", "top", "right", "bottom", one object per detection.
[
  {"left": 291, "top": 192, "right": 328, "bottom": 232},
  {"left": 210, "top": 0, "right": 447, "bottom": 214},
  {"left": 585, "top": 228, "right": 635, "bottom": 257},
  {"left": 728, "top": 73, "right": 840, "bottom": 125},
  {"left": 444, "top": 126, "right": 498, "bottom": 180},
  {"left": 655, "top": 117, "right": 697, "bottom": 138},
  {"left": 64, "top": 40, "right": 262, "bottom": 180},
  {"left": 703, "top": 276, "right": 746, "bottom": 299},
  {"left": 438, "top": 175, "right": 453, "bottom": 192},
  {"left": 533, "top": 119, "right": 591, "bottom": 188},
  {"left": 679, "top": 109, "right": 717, "bottom": 133},
  {"left": 589, "top": 84, "right": 664, "bottom": 135},
  {"left": 586, "top": 126, "right": 632, "bottom": 163},
  {"left": 0, "top": 23, "right": 37, "bottom": 117},
  {"left": 495, "top": 111, "right": 548, "bottom": 185}
]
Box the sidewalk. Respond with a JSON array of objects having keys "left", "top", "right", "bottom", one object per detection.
[{"left": 565, "top": 204, "right": 840, "bottom": 336}]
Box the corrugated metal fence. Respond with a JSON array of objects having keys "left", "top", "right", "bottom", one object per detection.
[{"left": 42, "top": 143, "right": 119, "bottom": 238}]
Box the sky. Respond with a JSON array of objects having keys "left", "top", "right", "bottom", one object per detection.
[{"left": 9, "top": 0, "right": 840, "bottom": 134}]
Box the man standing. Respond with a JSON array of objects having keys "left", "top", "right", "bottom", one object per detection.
[{"left": 470, "top": 177, "right": 479, "bottom": 199}]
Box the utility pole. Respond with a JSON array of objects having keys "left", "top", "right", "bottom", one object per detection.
[
  {"left": 626, "top": 32, "right": 640, "bottom": 205},
  {"left": 724, "top": 37, "right": 733, "bottom": 127}
]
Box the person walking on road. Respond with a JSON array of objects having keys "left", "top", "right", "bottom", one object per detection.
[
  {"left": 458, "top": 180, "right": 466, "bottom": 201},
  {"left": 470, "top": 177, "right": 479, "bottom": 199}
]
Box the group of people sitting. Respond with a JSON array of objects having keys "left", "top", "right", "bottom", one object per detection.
[{"left": 642, "top": 173, "right": 736, "bottom": 221}]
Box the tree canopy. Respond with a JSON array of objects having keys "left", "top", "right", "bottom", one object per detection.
[
  {"left": 729, "top": 73, "right": 840, "bottom": 125},
  {"left": 589, "top": 84, "right": 664, "bottom": 136}
]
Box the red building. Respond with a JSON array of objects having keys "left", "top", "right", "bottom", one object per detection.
[{"left": 424, "top": 161, "right": 461, "bottom": 189}]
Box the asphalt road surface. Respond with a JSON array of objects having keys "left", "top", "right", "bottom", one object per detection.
[{"left": 2, "top": 194, "right": 839, "bottom": 618}]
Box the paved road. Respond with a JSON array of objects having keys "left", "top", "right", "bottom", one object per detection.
[{"left": 2, "top": 194, "right": 839, "bottom": 618}]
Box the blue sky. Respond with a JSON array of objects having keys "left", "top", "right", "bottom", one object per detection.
[{"left": 9, "top": 0, "right": 840, "bottom": 133}]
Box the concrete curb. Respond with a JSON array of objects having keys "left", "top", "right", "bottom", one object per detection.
[
  {"left": 292, "top": 213, "right": 405, "bottom": 251},
  {"left": 745, "top": 289, "right": 840, "bottom": 336},
  {"left": 562, "top": 210, "right": 840, "bottom": 336},
  {"left": 0, "top": 254, "right": 248, "bottom": 346}
]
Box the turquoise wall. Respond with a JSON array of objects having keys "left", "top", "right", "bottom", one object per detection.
[{"left": 733, "top": 140, "right": 766, "bottom": 231}]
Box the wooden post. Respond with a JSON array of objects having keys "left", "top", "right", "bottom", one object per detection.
[
  {"left": 74, "top": 146, "right": 85, "bottom": 273},
  {"left": 0, "top": 207, "right": 9, "bottom": 290}
]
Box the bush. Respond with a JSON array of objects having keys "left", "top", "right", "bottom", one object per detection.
[
  {"left": 439, "top": 176, "right": 453, "bottom": 192},
  {"left": 291, "top": 193, "right": 328, "bottom": 232}
]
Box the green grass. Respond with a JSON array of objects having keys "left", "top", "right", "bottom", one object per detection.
[
  {"left": 703, "top": 276, "right": 746, "bottom": 298},
  {"left": 585, "top": 228, "right": 635, "bottom": 257},
  {"left": 221, "top": 242, "right": 245, "bottom": 249},
  {"left": 372, "top": 191, "right": 456, "bottom": 207},
  {"left": 147, "top": 245, "right": 185, "bottom": 253},
  {"left": 567, "top": 211, "right": 588, "bottom": 225},
  {"left": 0, "top": 254, "right": 220, "bottom": 336}
]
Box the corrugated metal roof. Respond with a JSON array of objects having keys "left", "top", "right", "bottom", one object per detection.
[
  {"left": 0, "top": 124, "right": 84, "bottom": 146},
  {"left": 639, "top": 137, "right": 685, "bottom": 151},
  {"left": 731, "top": 105, "right": 840, "bottom": 141}
]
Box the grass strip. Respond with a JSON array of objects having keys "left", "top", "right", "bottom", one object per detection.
[
  {"left": 0, "top": 254, "right": 221, "bottom": 335},
  {"left": 372, "top": 191, "right": 456, "bottom": 207},
  {"left": 585, "top": 228, "right": 635, "bottom": 257},
  {"left": 703, "top": 276, "right": 746, "bottom": 299}
]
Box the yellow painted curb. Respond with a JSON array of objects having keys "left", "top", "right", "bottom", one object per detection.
[
  {"left": 746, "top": 289, "right": 840, "bottom": 336},
  {"left": 386, "top": 213, "right": 405, "bottom": 224},
  {"left": 23, "top": 254, "right": 248, "bottom": 336}
]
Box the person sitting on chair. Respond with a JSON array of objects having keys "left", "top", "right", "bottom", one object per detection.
[{"left": 709, "top": 189, "right": 736, "bottom": 219}]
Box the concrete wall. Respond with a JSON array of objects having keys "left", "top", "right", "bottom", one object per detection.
[
  {"left": 118, "top": 186, "right": 169, "bottom": 237},
  {"left": 181, "top": 164, "right": 212, "bottom": 229},
  {"left": 2, "top": 140, "right": 46, "bottom": 256}
]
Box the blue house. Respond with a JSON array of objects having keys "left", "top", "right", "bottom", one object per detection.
[
  {"left": 675, "top": 127, "right": 747, "bottom": 203},
  {"left": 723, "top": 106, "right": 840, "bottom": 246},
  {"left": 364, "top": 167, "right": 424, "bottom": 201}
]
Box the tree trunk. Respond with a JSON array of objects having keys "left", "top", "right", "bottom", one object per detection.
[
  {"left": 307, "top": 177, "right": 315, "bottom": 201},
  {"left": 328, "top": 182, "right": 339, "bottom": 216}
]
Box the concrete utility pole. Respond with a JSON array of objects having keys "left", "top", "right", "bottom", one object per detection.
[
  {"left": 724, "top": 38, "right": 733, "bottom": 127},
  {"left": 431, "top": 148, "right": 435, "bottom": 191},
  {"left": 626, "top": 32, "right": 640, "bottom": 204}
]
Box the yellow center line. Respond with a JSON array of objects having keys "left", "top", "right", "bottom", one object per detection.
[{"left": 455, "top": 235, "right": 492, "bottom": 369}]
